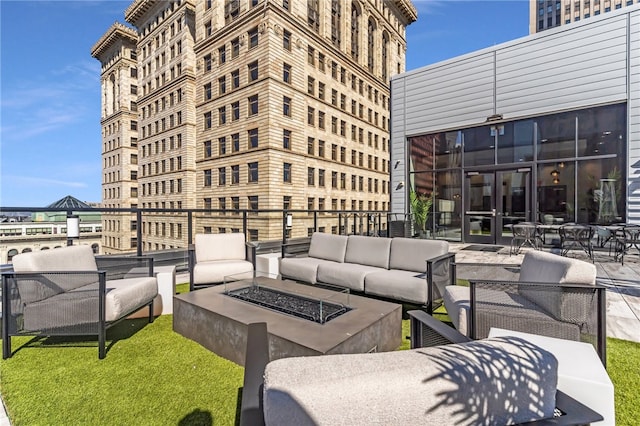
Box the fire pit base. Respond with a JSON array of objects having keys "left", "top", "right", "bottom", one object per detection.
[{"left": 173, "top": 277, "right": 402, "bottom": 366}]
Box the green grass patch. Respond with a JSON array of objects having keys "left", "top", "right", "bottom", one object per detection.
[{"left": 1, "top": 315, "right": 638, "bottom": 425}]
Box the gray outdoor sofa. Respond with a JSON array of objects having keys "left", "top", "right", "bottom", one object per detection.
[
  {"left": 279, "top": 232, "right": 455, "bottom": 311},
  {"left": 239, "top": 321, "right": 603, "bottom": 426},
  {"left": 2, "top": 245, "right": 158, "bottom": 359}
]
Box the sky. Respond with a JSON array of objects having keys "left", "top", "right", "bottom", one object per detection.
[{"left": 0, "top": 0, "right": 529, "bottom": 207}]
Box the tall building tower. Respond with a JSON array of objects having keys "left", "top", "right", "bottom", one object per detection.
[
  {"left": 91, "top": 23, "right": 140, "bottom": 254},
  {"left": 95, "top": 0, "right": 416, "bottom": 247},
  {"left": 124, "top": 0, "right": 198, "bottom": 252},
  {"left": 530, "top": 0, "right": 638, "bottom": 33},
  {"left": 192, "top": 0, "right": 416, "bottom": 240}
]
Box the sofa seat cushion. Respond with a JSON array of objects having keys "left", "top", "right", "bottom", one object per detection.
[
  {"left": 389, "top": 238, "right": 448, "bottom": 272},
  {"left": 316, "top": 262, "right": 383, "bottom": 291},
  {"left": 279, "top": 257, "right": 334, "bottom": 285},
  {"left": 307, "top": 233, "right": 348, "bottom": 262},
  {"left": 263, "top": 336, "right": 558, "bottom": 426},
  {"left": 22, "top": 276, "right": 158, "bottom": 331},
  {"left": 364, "top": 270, "right": 428, "bottom": 304},
  {"left": 193, "top": 260, "right": 253, "bottom": 285},
  {"left": 443, "top": 285, "right": 580, "bottom": 341},
  {"left": 344, "top": 235, "right": 391, "bottom": 268}
]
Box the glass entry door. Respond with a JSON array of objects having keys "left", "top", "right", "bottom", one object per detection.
[
  {"left": 464, "top": 172, "right": 495, "bottom": 244},
  {"left": 464, "top": 169, "right": 532, "bottom": 244}
]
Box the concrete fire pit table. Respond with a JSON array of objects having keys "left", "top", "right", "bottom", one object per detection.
[{"left": 173, "top": 274, "right": 402, "bottom": 366}]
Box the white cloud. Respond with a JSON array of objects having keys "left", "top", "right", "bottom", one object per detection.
[{"left": 4, "top": 175, "right": 87, "bottom": 189}]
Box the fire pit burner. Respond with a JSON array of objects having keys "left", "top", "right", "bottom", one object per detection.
[{"left": 225, "top": 285, "right": 350, "bottom": 324}]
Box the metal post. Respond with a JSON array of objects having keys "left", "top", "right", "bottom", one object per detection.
[{"left": 136, "top": 209, "right": 143, "bottom": 256}]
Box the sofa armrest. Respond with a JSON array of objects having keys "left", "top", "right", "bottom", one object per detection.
[
  {"left": 425, "top": 252, "right": 456, "bottom": 314},
  {"left": 408, "top": 310, "right": 470, "bottom": 348},
  {"left": 455, "top": 262, "right": 521, "bottom": 283},
  {"left": 95, "top": 256, "right": 154, "bottom": 279},
  {"left": 245, "top": 241, "right": 259, "bottom": 270},
  {"left": 280, "top": 237, "right": 312, "bottom": 258},
  {"left": 521, "top": 390, "right": 603, "bottom": 425}
]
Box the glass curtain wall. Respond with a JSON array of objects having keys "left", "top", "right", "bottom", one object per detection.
[{"left": 408, "top": 103, "right": 626, "bottom": 242}]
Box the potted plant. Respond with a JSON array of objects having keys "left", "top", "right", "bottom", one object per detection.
[{"left": 410, "top": 189, "right": 434, "bottom": 238}]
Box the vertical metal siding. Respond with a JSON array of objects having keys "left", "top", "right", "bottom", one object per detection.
[{"left": 627, "top": 10, "right": 640, "bottom": 221}]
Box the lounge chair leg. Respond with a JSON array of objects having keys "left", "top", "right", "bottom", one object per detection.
[
  {"left": 148, "top": 300, "right": 155, "bottom": 323},
  {"left": 2, "top": 335, "right": 10, "bottom": 359},
  {"left": 99, "top": 323, "right": 106, "bottom": 359}
]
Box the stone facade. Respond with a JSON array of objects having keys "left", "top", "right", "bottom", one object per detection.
[
  {"left": 530, "top": 0, "right": 639, "bottom": 33},
  {"left": 95, "top": 0, "right": 416, "bottom": 247}
]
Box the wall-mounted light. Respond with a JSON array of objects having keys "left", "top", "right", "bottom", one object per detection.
[
  {"left": 395, "top": 181, "right": 404, "bottom": 190},
  {"left": 394, "top": 160, "right": 401, "bottom": 169},
  {"left": 286, "top": 214, "right": 293, "bottom": 228},
  {"left": 550, "top": 169, "right": 559, "bottom": 177},
  {"left": 553, "top": 178, "right": 560, "bottom": 184}
]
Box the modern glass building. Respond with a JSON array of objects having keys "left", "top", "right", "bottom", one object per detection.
[{"left": 390, "top": 5, "right": 639, "bottom": 245}]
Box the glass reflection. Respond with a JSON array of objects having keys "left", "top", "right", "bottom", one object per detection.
[
  {"left": 576, "top": 157, "right": 625, "bottom": 224},
  {"left": 435, "top": 171, "right": 461, "bottom": 241},
  {"left": 577, "top": 104, "right": 626, "bottom": 157},
  {"left": 536, "top": 112, "right": 575, "bottom": 160},
  {"left": 463, "top": 126, "right": 494, "bottom": 166},
  {"left": 497, "top": 120, "right": 534, "bottom": 164},
  {"left": 537, "top": 162, "right": 575, "bottom": 224}
]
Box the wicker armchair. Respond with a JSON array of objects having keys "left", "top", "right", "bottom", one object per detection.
[
  {"left": 444, "top": 251, "right": 606, "bottom": 365},
  {"left": 2, "top": 245, "right": 158, "bottom": 359}
]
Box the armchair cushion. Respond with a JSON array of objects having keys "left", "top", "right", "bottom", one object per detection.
[
  {"left": 193, "top": 260, "right": 253, "bottom": 284},
  {"left": 307, "top": 233, "right": 348, "bottom": 263},
  {"left": 195, "top": 233, "right": 247, "bottom": 262},
  {"left": 364, "top": 269, "right": 428, "bottom": 304}
]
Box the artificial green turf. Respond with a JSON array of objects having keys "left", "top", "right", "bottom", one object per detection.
[
  {"left": 0, "top": 316, "right": 243, "bottom": 425},
  {"left": 1, "top": 315, "right": 639, "bottom": 425}
]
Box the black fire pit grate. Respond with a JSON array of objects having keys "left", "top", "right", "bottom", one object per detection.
[{"left": 226, "top": 285, "right": 350, "bottom": 324}]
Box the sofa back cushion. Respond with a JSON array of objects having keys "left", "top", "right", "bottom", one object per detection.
[
  {"left": 518, "top": 250, "right": 597, "bottom": 324},
  {"left": 308, "top": 232, "right": 348, "bottom": 263},
  {"left": 344, "top": 236, "right": 392, "bottom": 269},
  {"left": 195, "top": 233, "right": 246, "bottom": 262},
  {"left": 389, "top": 238, "right": 449, "bottom": 272},
  {"left": 11, "top": 245, "right": 99, "bottom": 303}
]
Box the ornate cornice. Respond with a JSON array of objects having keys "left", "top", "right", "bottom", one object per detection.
[
  {"left": 91, "top": 22, "right": 138, "bottom": 59},
  {"left": 125, "top": 0, "right": 156, "bottom": 26},
  {"left": 394, "top": 0, "right": 417, "bottom": 24}
]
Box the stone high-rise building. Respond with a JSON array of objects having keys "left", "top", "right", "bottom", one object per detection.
[
  {"left": 95, "top": 0, "right": 416, "bottom": 247},
  {"left": 91, "top": 23, "right": 140, "bottom": 253},
  {"left": 530, "top": 0, "right": 638, "bottom": 33}
]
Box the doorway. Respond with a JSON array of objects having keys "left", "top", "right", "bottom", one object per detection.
[{"left": 464, "top": 168, "right": 532, "bottom": 245}]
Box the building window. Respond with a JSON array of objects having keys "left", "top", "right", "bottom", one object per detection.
[
  {"left": 308, "top": 46, "right": 315, "bottom": 65},
  {"left": 248, "top": 162, "right": 259, "bottom": 182},
  {"left": 283, "top": 196, "right": 292, "bottom": 210},
  {"left": 318, "top": 169, "right": 325, "bottom": 186},
  {"left": 308, "top": 167, "right": 315, "bottom": 185},
  {"left": 248, "top": 94, "right": 259, "bottom": 115},
  {"left": 232, "top": 69, "right": 240, "bottom": 89},
  {"left": 219, "top": 76, "right": 226, "bottom": 94},
  {"left": 248, "top": 26, "right": 259, "bottom": 48},
  {"left": 382, "top": 32, "right": 389, "bottom": 81},
  {"left": 218, "top": 167, "right": 226, "bottom": 185},
  {"left": 351, "top": 4, "right": 360, "bottom": 61},
  {"left": 367, "top": 19, "right": 375, "bottom": 72},
  {"left": 204, "top": 169, "right": 212, "bottom": 186},
  {"left": 283, "top": 30, "right": 291, "bottom": 51},
  {"left": 283, "top": 96, "right": 292, "bottom": 116},
  {"left": 204, "top": 54, "right": 212, "bottom": 72},
  {"left": 248, "top": 196, "right": 259, "bottom": 212},
  {"left": 308, "top": 76, "right": 315, "bottom": 95},
  {"left": 283, "top": 63, "right": 292, "bottom": 83},
  {"left": 231, "top": 37, "right": 240, "bottom": 58},
  {"left": 219, "top": 136, "right": 226, "bottom": 155},
  {"left": 232, "top": 133, "right": 240, "bottom": 152},
  {"left": 248, "top": 128, "right": 259, "bottom": 148},
  {"left": 308, "top": 137, "right": 315, "bottom": 155},
  {"left": 204, "top": 140, "right": 212, "bottom": 158},
  {"left": 248, "top": 60, "right": 258, "bottom": 82},
  {"left": 232, "top": 196, "right": 240, "bottom": 212},
  {"left": 331, "top": 0, "right": 341, "bottom": 46},
  {"left": 231, "top": 165, "right": 240, "bottom": 184},
  {"left": 308, "top": 0, "right": 319, "bottom": 32},
  {"left": 218, "top": 106, "right": 226, "bottom": 125},
  {"left": 225, "top": 0, "right": 240, "bottom": 22},
  {"left": 204, "top": 112, "right": 212, "bottom": 129},
  {"left": 218, "top": 46, "right": 226, "bottom": 64},
  {"left": 283, "top": 129, "right": 292, "bottom": 149},
  {"left": 284, "top": 162, "right": 292, "bottom": 182},
  {"left": 232, "top": 101, "right": 240, "bottom": 121}
]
